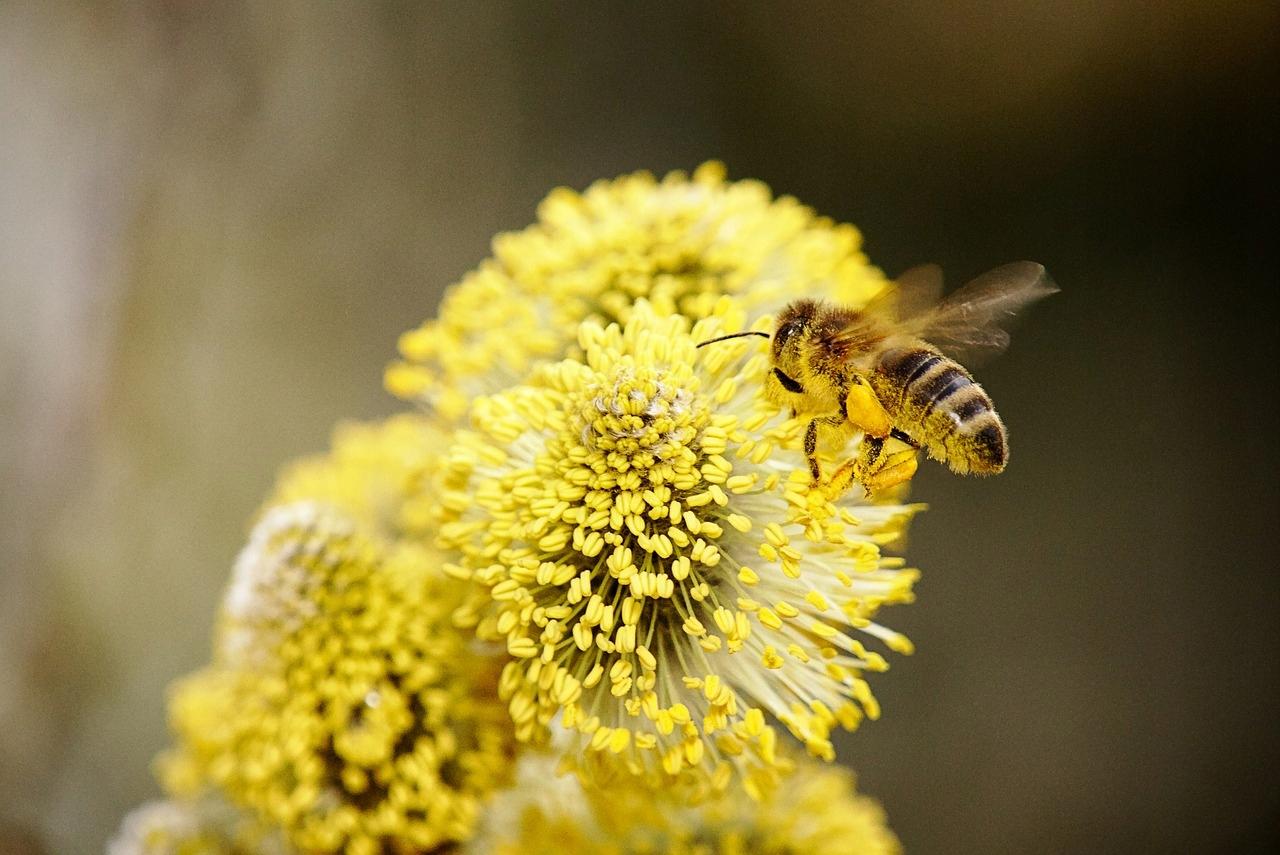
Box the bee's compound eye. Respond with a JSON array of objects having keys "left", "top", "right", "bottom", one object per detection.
[
  {"left": 772, "top": 367, "right": 805, "bottom": 394},
  {"left": 774, "top": 321, "right": 798, "bottom": 352}
]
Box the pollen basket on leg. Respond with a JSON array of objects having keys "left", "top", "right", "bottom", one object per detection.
[{"left": 440, "top": 303, "right": 920, "bottom": 799}]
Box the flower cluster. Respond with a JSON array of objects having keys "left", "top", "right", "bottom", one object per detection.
[{"left": 123, "top": 165, "right": 925, "bottom": 853}]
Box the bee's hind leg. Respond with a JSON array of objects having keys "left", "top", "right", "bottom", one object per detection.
[
  {"left": 862, "top": 448, "right": 918, "bottom": 495},
  {"left": 890, "top": 428, "right": 919, "bottom": 448},
  {"left": 825, "top": 435, "right": 918, "bottom": 499},
  {"left": 872, "top": 429, "right": 921, "bottom": 492},
  {"left": 823, "top": 436, "right": 881, "bottom": 499}
]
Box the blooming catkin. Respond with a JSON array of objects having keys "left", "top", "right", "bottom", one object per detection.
[
  {"left": 157, "top": 420, "right": 517, "bottom": 855},
  {"left": 386, "top": 162, "right": 887, "bottom": 420},
  {"left": 440, "top": 302, "right": 918, "bottom": 798}
]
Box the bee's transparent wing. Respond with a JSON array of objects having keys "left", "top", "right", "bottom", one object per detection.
[
  {"left": 861, "top": 263, "right": 945, "bottom": 323},
  {"left": 905, "top": 261, "right": 1057, "bottom": 363}
]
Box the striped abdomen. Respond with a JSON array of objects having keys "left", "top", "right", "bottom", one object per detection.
[{"left": 870, "top": 346, "right": 1007, "bottom": 475}]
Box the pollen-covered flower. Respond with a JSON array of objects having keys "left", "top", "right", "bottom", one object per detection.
[
  {"left": 159, "top": 419, "right": 517, "bottom": 854},
  {"left": 469, "top": 752, "right": 902, "bottom": 855},
  {"left": 108, "top": 797, "right": 288, "bottom": 855},
  {"left": 387, "top": 162, "right": 887, "bottom": 420},
  {"left": 440, "top": 302, "right": 918, "bottom": 798}
]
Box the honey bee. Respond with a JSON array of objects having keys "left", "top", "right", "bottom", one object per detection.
[{"left": 698, "top": 262, "right": 1056, "bottom": 496}]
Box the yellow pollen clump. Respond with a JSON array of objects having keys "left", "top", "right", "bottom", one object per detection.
[{"left": 440, "top": 302, "right": 920, "bottom": 799}]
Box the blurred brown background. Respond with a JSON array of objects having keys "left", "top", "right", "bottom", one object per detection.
[{"left": 2, "top": 2, "right": 1276, "bottom": 852}]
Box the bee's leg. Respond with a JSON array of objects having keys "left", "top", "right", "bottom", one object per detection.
[
  {"left": 823, "top": 459, "right": 861, "bottom": 499},
  {"left": 806, "top": 415, "right": 851, "bottom": 488},
  {"left": 804, "top": 418, "right": 822, "bottom": 483},
  {"left": 860, "top": 447, "right": 918, "bottom": 494},
  {"left": 890, "top": 428, "right": 919, "bottom": 448},
  {"left": 826, "top": 436, "right": 918, "bottom": 499},
  {"left": 868, "top": 429, "right": 921, "bottom": 493},
  {"left": 824, "top": 437, "right": 881, "bottom": 499},
  {"left": 864, "top": 436, "right": 885, "bottom": 468}
]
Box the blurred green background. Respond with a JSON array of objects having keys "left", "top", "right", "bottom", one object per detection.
[{"left": 2, "top": 2, "right": 1275, "bottom": 852}]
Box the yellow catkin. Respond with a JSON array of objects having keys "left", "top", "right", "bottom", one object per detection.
[
  {"left": 437, "top": 302, "right": 920, "bottom": 799},
  {"left": 155, "top": 420, "right": 517, "bottom": 854},
  {"left": 386, "top": 162, "right": 887, "bottom": 420}
]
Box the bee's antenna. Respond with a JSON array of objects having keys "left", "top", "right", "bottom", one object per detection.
[{"left": 695, "top": 330, "right": 771, "bottom": 349}]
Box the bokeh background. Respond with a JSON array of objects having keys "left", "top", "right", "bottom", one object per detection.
[{"left": 2, "top": 2, "right": 1276, "bottom": 852}]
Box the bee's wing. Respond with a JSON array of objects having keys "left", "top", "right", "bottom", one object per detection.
[
  {"left": 861, "top": 264, "right": 945, "bottom": 323},
  {"left": 902, "top": 261, "right": 1057, "bottom": 363}
]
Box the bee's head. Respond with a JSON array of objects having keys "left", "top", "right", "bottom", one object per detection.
[
  {"left": 692, "top": 302, "right": 817, "bottom": 398},
  {"left": 769, "top": 300, "right": 820, "bottom": 395}
]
